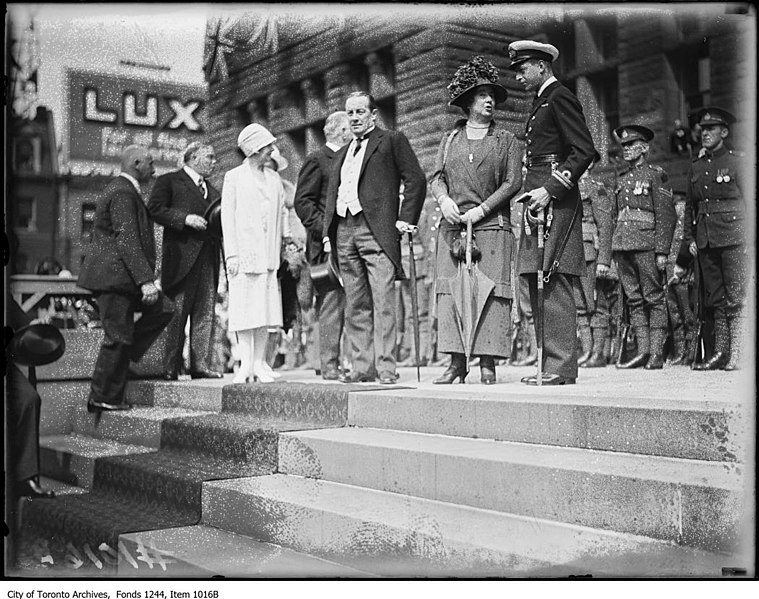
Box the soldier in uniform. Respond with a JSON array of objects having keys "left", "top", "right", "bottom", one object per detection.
[
  {"left": 673, "top": 107, "right": 746, "bottom": 370},
  {"left": 508, "top": 40, "right": 597, "bottom": 385},
  {"left": 575, "top": 158, "right": 613, "bottom": 368},
  {"left": 611, "top": 125, "right": 676, "bottom": 370},
  {"left": 666, "top": 195, "right": 697, "bottom": 365}
]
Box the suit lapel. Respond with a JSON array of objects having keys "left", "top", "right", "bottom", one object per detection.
[
  {"left": 178, "top": 169, "right": 209, "bottom": 208},
  {"left": 528, "top": 81, "right": 560, "bottom": 121}
]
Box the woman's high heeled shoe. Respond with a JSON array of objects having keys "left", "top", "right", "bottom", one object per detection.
[
  {"left": 433, "top": 353, "right": 468, "bottom": 384},
  {"left": 480, "top": 356, "right": 496, "bottom": 385}
]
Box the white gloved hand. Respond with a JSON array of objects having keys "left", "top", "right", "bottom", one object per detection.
[
  {"left": 460, "top": 206, "right": 485, "bottom": 225},
  {"left": 226, "top": 256, "right": 239, "bottom": 277},
  {"left": 438, "top": 195, "right": 461, "bottom": 225}
]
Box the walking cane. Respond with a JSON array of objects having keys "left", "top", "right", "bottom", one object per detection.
[
  {"left": 406, "top": 227, "right": 421, "bottom": 382},
  {"left": 535, "top": 208, "right": 545, "bottom": 387}
]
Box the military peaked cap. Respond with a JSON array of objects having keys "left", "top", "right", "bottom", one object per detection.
[
  {"left": 507, "top": 40, "right": 559, "bottom": 70},
  {"left": 614, "top": 125, "right": 655, "bottom": 144}
]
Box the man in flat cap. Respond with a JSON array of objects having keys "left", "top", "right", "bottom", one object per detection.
[
  {"left": 673, "top": 107, "right": 747, "bottom": 370},
  {"left": 611, "top": 125, "right": 676, "bottom": 370},
  {"left": 508, "top": 40, "right": 598, "bottom": 385}
]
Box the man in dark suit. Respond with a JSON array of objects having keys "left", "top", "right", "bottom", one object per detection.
[
  {"left": 5, "top": 298, "right": 56, "bottom": 498},
  {"left": 148, "top": 142, "right": 222, "bottom": 380},
  {"left": 323, "top": 92, "right": 426, "bottom": 384},
  {"left": 78, "top": 145, "right": 174, "bottom": 411},
  {"left": 508, "top": 40, "right": 598, "bottom": 385},
  {"left": 294, "top": 111, "right": 352, "bottom": 380}
]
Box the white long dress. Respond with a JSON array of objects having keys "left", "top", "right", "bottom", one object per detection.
[{"left": 221, "top": 160, "right": 289, "bottom": 332}]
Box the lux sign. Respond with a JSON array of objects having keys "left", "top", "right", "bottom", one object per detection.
[{"left": 83, "top": 88, "right": 203, "bottom": 132}]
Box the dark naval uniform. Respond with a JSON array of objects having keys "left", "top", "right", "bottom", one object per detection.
[
  {"left": 612, "top": 148, "right": 676, "bottom": 369},
  {"left": 574, "top": 172, "right": 613, "bottom": 367},
  {"left": 675, "top": 107, "right": 746, "bottom": 370},
  {"left": 515, "top": 79, "right": 597, "bottom": 381}
]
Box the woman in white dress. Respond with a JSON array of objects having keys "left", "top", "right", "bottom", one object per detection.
[{"left": 222, "top": 124, "right": 290, "bottom": 383}]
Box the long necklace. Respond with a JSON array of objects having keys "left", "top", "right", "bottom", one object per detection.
[{"left": 465, "top": 121, "right": 488, "bottom": 163}]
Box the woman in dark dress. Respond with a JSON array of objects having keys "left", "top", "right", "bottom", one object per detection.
[{"left": 429, "top": 56, "right": 522, "bottom": 384}]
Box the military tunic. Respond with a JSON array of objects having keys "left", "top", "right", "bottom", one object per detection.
[
  {"left": 676, "top": 145, "right": 746, "bottom": 318},
  {"left": 574, "top": 175, "right": 613, "bottom": 330},
  {"left": 611, "top": 161, "right": 676, "bottom": 330},
  {"left": 516, "top": 80, "right": 597, "bottom": 378}
]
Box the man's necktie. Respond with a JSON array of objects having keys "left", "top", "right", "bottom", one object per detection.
[
  {"left": 353, "top": 136, "right": 364, "bottom": 157},
  {"left": 198, "top": 179, "right": 207, "bottom": 198}
]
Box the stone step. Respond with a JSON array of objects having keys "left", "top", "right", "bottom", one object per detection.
[
  {"left": 348, "top": 388, "right": 746, "bottom": 461},
  {"left": 126, "top": 377, "right": 229, "bottom": 411},
  {"left": 71, "top": 406, "right": 213, "bottom": 448},
  {"left": 278, "top": 427, "right": 744, "bottom": 552},
  {"left": 39, "top": 433, "right": 155, "bottom": 489},
  {"left": 118, "top": 525, "right": 373, "bottom": 578},
  {"left": 202, "top": 474, "right": 736, "bottom": 577}
]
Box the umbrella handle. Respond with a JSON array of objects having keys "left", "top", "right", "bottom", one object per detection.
[{"left": 465, "top": 220, "right": 473, "bottom": 269}]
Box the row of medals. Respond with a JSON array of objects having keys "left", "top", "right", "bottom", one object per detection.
[{"left": 715, "top": 168, "right": 732, "bottom": 183}]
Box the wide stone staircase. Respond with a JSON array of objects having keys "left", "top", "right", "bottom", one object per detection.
[{"left": 13, "top": 371, "right": 753, "bottom": 578}]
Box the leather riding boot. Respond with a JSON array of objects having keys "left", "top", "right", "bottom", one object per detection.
[
  {"left": 512, "top": 324, "right": 537, "bottom": 366},
  {"left": 669, "top": 329, "right": 689, "bottom": 365},
  {"left": 694, "top": 316, "right": 729, "bottom": 370},
  {"left": 724, "top": 314, "right": 744, "bottom": 371},
  {"left": 433, "top": 353, "right": 468, "bottom": 384},
  {"left": 577, "top": 322, "right": 592, "bottom": 366},
  {"left": 582, "top": 327, "right": 608, "bottom": 368},
  {"left": 617, "top": 326, "right": 650, "bottom": 369},
  {"left": 645, "top": 328, "right": 667, "bottom": 370}
]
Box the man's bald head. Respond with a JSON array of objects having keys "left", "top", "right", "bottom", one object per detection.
[{"left": 121, "top": 145, "right": 155, "bottom": 183}]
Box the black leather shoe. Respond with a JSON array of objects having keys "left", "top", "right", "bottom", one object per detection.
[
  {"left": 190, "top": 369, "right": 223, "bottom": 379},
  {"left": 339, "top": 371, "right": 376, "bottom": 384},
  {"left": 524, "top": 373, "right": 576, "bottom": 386},
  {"left": 18, "top": 478, "right": 55, "bottom": 499},
  {"left": 322, "top": 366, "right": 341, "bottom": 380},
  {"left": 378, "top": 370, "right": 397, "bottom": 385},
  {"left": 616, "top": 353, "right": 650, "bottom": 369},
  {"left": 693, "top": 352, "right": 728, "bottom": 371},
  {"left": 433, "top": 366, "right": 467, "bottom": 384},
  {"left": 581, "top": 352, "right": 607, "bottom": 368},
  {"left": 162, "top": 371, "right": 178, "bottom": 381},
  {"left": 644, "top": 353, "right": 664, "bottom": 370},
  {"left": 480, "top": 356, "right": 496, "bottom": 385},
  {"left": 87, "top": 400, "right": 132, "bottom": 412}
]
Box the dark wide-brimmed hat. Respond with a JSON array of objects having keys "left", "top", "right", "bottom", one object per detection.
[
  {"left": 9, "top": 323, "right": 66, "bottom": 366},
  {"left": 447, "top": 56, "right": 508, "bottom": 109},
  {"left": 203, "top": 197, "right": 222, "bottom": 239},
  {"left": 614, "top": 125, "right": 655, "bottom": 144},
  {"left": 310, "top": 251, "right": 343, "bottom": 296}
]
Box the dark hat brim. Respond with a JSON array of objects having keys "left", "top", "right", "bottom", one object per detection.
[
  {"left": 310, "top": 252, "right": 343, "bottom": 295},
  {"left": 449, "top": 82, "right": 508, "bottom": 108},
  {"left": 10, "top": 323, "right": 66, "bottom": 366},
  {"left": 203, "top": 198, "right": 223, "bottom": 239}
]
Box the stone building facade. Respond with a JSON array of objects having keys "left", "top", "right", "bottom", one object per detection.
[{"left": 203, "top": 5, "right": 754, "bottom": 199}]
